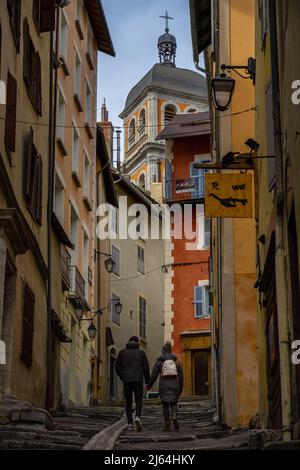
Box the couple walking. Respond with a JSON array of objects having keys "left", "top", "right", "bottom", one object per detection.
[{"left": 115, "top": 336, "right": 183, "bottom": 432}]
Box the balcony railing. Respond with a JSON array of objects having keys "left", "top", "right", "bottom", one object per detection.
[
  {"left": 70, "top": 265, "right": 86, "bottom": 305},
  {"left": 61, "top": 245, "right": 71, "bottom": 291},
  {"left": 164, "top": 175, "right": 205, "bottom": 203}
]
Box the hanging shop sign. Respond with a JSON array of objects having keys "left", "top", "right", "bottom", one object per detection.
[
  {"left": 175, "top": 178, "right": 195, "bottom": 193},
  {"left": 205, "top": 173, "right": 254, "bottom": 218}
]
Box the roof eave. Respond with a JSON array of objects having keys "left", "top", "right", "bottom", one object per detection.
[
  {"left": 189, "top": 0, "right": 212, "bottom": 61},
  {"left": 84, "top": 0, "right": 116, "bottom": 57}
]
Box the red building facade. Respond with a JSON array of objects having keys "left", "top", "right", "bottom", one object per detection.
[{"left": 159, "top": 113, "right": 212, "bottom": 397}]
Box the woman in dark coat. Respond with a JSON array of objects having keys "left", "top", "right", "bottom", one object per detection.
[{"left": 147, "top": 341, "right": 184, "bottom": 432}]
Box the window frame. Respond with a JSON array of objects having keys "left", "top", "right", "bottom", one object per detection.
[
  {"left": 111, "top": 244, "right": 120, "bottom": 277},
  {"left": 138, "top": 295, "right": 147, "bottom": 339},
  {"left": 137, "top": 244, "right": 145, "bottom": 274},
  {"left": 194, "top": 284, "right": 210, "bottom": 319},
  {"left": 112, "top": 293, "right": 121, "bottom": 326}
]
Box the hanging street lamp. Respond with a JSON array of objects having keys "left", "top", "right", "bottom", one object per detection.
[
  {"left": 211, "top": 73, "right": 236, "bottom": 112},
  {"left": 87, "top": 322, "right": 97, "bottom": 341}
]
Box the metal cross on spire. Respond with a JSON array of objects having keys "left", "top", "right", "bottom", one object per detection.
[{"left": 159, "top": 10, "right": 174, "bottom": 33}]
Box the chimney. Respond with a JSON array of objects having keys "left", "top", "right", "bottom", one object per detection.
[
  {"left": 116, "top": 130, "right": 121, "bottom": 171},
  {"left": 101, "top": 98, "right": 109, "bottom": 122}
]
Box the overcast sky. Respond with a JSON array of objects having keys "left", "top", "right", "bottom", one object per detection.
[{"left": 97, "top": 0, "right": 203, "bottom": 135}]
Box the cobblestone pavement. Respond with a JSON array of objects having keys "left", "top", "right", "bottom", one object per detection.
[
  {"left": 0, "top": 406, "right": 124, "bottom": 450},
  {"left": 114, "top": 398, "right": 250, "bottom": 451}
]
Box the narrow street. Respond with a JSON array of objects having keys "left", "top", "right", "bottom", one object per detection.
[
  {"left": 114, "top": 398, "right": 249, "bottom": 451},
  {"left": 0, "top": 398, "right": 250, "bottom": 450}
]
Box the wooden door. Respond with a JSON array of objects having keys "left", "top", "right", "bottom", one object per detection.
[
  {"left": 261, "top": 233, "right": 282, "bottom": 428},
  {"left": 193, "top": 350, "right": 209, "bottom": 395},
  {"left": 288, "top": 205, "right": 300, "bottom": 419}
]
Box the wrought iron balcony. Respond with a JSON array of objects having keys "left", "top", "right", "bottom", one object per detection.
[
  {"left": 70, "top": 265, "right": 86, "bottom": 306},
  {"left": 61, "top": 245, "right": 71, "bottom": 291},
  {"left": 164, "top": 175, "right": 205, "bottom": 203}
]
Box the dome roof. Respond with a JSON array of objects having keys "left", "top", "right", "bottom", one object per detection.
[
  {"left": 158, "top": 32, "right": 177, "bottom": 46},
  {"left": 121, "top": 63, "right": 207, "bottom": 115}
]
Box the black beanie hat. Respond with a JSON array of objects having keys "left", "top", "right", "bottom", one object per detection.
[{"left": 129, "top": 336, "right": 139, "bottom": 342}]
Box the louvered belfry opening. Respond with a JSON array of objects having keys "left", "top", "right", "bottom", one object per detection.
[{"left": 164, "top": 104, "right": 177, "bottom": 126}]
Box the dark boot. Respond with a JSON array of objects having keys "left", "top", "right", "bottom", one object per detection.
[
  {"left": 172, "top": 405, "right": 179, "bottom": 430},
  {"left": 172, "top": 416, "right": 179, "bottom": 430},
  {"left": 164, "top": 422, "right": 171, "bottom": 432}
]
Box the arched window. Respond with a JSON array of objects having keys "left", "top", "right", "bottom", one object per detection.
[
  {"left": 138, "top": 109, "right": 146, "bottom": 138},
  {"left": 128, "top": 119, "right": 136, "bottom": 148},
  {"left": 138, "top": 173, "right": 146, "bottom": 190},
  {"left": 164, "top": 104, "right": 177, "bottom": 126}
]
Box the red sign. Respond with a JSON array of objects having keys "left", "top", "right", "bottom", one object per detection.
[{"left": 175, "top": 178, "right": 195, "bottom": 193}]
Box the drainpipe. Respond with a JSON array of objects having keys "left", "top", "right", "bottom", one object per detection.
[
  {"left": 212, "top": 0, "right": 222, "bottom": 426},
  {"left": 46, "top": 6, "right": 59, "bottom": 410},
  {"left": 269, "top": 1, "right": 292, "bottom": 440}
]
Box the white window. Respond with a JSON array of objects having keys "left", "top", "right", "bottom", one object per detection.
[
  {"left": 57, "top": 89, "right": 65, "bottom": 143},
  {"left": 54, "top": 171, "right": 65, "bottom": 225},
  {"left": 111, "top": 245, "right": 120, "bottom": 276},
  {"left": 137, "top": 244, "right": 145, "bottom": 274},
  {"left": 112, "top": 293, "right": 121, "bottom": 326},
  {"left": 85, "top": 82, "right": 92, "bottom": 126},
  {"left": 72, "top": 126, "right": 80, "bottom": 174},
  {"left": 74, "top": 50, "right": 81, "bottom": 96},
  {"left": 194, "top": 285, "right": 210, "bottom": 318},
  {"left": 70, "top": 204, "right": 79, "bottom": 265},
  {"left": 83, "top": 153, "right": 90, "bottom": 200},
  {"left": 59, "top": 11, "right": 68, "bottom": 58},
  {"left": 139, "top": 296, "right": 146, "bottom": 339}
]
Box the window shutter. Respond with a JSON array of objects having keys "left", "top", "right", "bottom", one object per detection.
[
  {"left": 30, "top": 152, "right": 38, "bottom": 216},
  {"left": 5, "top": 71, "right": 17, "bottom": 152},
  {"left": 21, "top": 282, "right": 35, "bottom": 366},
  {"left": 35, "top": 51, "right": 42, "bottom": 115},
  {"left": 7, "top": 0, "right": 14, "bottom": 15},
  {"left": 23, "top": 18, "right": 30, "bottom": 86},
  {"left": 38, "top": 0, "right": 56, "bottom": 33},
  {"left": 36, "top": 154, "right": 43, "bottom": 225},
  {"left": 24, "top": 127, "right": 34, "bottom": 200}
]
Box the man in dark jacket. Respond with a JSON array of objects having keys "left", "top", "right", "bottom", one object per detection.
[{"left": 115, "top": 336, "right": 150, "bottom": 431}]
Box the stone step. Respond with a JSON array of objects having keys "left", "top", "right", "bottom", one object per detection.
[{"left": 0, "top": 439, "right": 82, "bottom": 450}]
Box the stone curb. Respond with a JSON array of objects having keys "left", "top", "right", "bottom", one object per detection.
[{"left": 82, "top": 416, "right": 127, "bottom": 450}]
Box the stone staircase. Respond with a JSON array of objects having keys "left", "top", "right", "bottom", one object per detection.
[
  {"left": 0, "top": 405, "right": 124, "bottom": 450},
  {"left": 114, "top": 397, "right": 250, "bottom": 450}
]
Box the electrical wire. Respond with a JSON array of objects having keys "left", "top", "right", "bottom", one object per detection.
[
  {"left": 0, "top": 106, "right": 257, "bottom": 131},
  {"left": 97, "top": 259, "right": 208, "bottom": 284}
]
